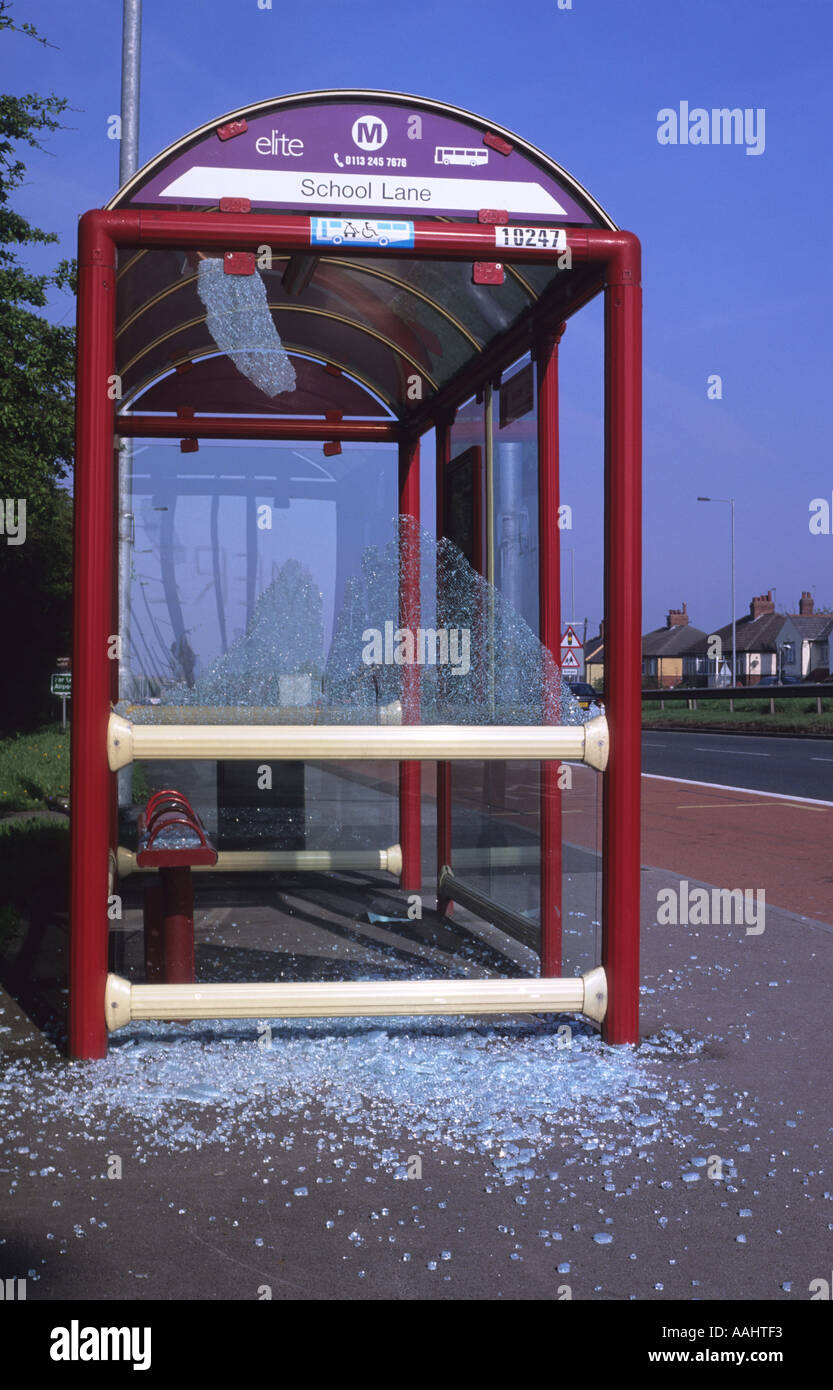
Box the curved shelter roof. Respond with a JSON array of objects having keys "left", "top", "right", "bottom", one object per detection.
[{"left": 109, "top": 91, "right": 617, "bottom": 422}]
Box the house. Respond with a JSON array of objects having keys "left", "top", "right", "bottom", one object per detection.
[
  {"left": 713, "top": 591, "right": 786, "bottom": 685},
  {"left": 641, "top": 604, "right": 710, "bottom": 688},
  {"left": 587, "top": 589, "right": 833, "bottom": 692},
  {"left": 777, "top": 593, "right": 833, "bottom": 680},
  {"left": 586, "top": 605, "right": 710, "bottom": 689},
  {"left": 713, "top": 591, "right": 833, "bottom": 683},
  {"left": 585, "top": 623, "right": 604, "bottom": 689}
]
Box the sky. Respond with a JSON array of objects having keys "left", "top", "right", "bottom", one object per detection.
[{"left": 6, "top": 0, "right": 833, "bottom": 642}]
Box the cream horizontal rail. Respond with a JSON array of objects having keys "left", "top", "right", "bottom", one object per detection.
[
  {"left": 107, "top": 712, "right": 609, "bottom": 771},
  {"left": 105, "top": 967, "right": 608, "bottom": 1031},
  {"left": 122, "top": 700, "right": 403, "bottom": 726},
  {"left": 116, "top": 844, "right": 546, "bottom": 878},
  {"left": 117, "top": 843, "right": 403, "bottom": 878}
]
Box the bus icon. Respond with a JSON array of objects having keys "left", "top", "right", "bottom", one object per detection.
[
  {"left": 434, "top": 146, "right": 489, "bottom": 167},
  {"left": 311, "top": 218, "right": 415, "bottom": 248}
]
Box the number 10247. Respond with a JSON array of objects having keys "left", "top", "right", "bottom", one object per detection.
[{"left": 495, "top": 226, "right": 567, "bottom": 250}]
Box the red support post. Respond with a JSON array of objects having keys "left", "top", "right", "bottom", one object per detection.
[
  {"left": 536, "top": 324, "right": 566, "bottom": 977},
  {"left": 159, "top": 867, "right": 196, "bottom": 983},
  {"left": 69, "top": 215, "right": 118, "bottom": 1058},
  {"left": 601, "top": 234, "right": 642, "bottom": 1044},
  {"left": 144, "top": 879, "right": 165, "bottom": 983},
  {"left": 435, "top": 420, "right": 452, "bottom": 911},
  {"left": 398, "top": 434, "right": 421, "bottom": 894}
]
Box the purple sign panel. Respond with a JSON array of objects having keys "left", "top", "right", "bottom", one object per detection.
[{"left": 130, "top": 98, "right": 596, "bottom": 224}]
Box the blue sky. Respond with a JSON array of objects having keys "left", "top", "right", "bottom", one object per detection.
[{"left": 7, "top": 0, "right": 833, "bottom": 638}]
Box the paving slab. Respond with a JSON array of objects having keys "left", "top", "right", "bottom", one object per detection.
[{"left": 2, "top": 860, "right": 832, "bottom": 1305}]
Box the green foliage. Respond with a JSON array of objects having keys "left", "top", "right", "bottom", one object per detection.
[
  {"left": 0, "top": 724, "right": 70, "bottom": 811},
  {"left": 642, "top": 702, "right": 833, "bottom": 734},
  {"left": 0, "top": 3, "right": 76, "bottom": 729},
  {"left": 0, "top": 816, "right": 69, "bottom": 940}
]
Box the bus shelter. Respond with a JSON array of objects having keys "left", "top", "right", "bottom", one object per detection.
[{"left": 70, "top": 90, "right": 641, "bottom": 1058}]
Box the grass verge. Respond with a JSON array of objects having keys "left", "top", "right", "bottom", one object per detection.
[
  {"left": 0, "top": 725, "right": 70, "bottom": 813},
  {"left": 642, "top": 701, "right": 833, "bottom": 736},
  {"left": 0, "top": 815, "right": 70, "bottom": 937}
]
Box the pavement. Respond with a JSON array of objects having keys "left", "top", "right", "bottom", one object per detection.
[{"left": 1, "top": 753, "right": 832, "bottom": 1303}]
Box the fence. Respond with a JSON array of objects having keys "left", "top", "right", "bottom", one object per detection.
[{"left": 642, "top": 684, "right": 833, "bottom": 716}]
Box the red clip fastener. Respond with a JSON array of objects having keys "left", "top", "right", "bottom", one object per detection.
[
  {"left": 217, "top": 119, "right": 247, "bottom": 141},
  {"left": 484, "top": 132, "right": 513, "bottom": 156},
  {"left": 219, "top": 196, "right": 252, "bottom": 213},
  {"left": 324, "top": 363, "right": 342, "bottom": 377},
  {"left": 180, "top": 438, "right": 199, "bottom": 454},
  {"left": 223, "top": 251, "right": 256, "bottom": 275},
  {"left": 473, "top": 262, "right": 505, "bottom": 285},
  {"left": 324, "top": 410, "right": 344, "bottom": 422},
  {"left": 478, "top": 209, "right": 509, "bottom": 224},
  {"left": 323, "top": 441, "right": 342, "bottom": 457}
]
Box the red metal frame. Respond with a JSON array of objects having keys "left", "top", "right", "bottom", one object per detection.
[
  {"left": 536, "top": 324, "right": 566, "bottom": 977},
  {"left": 70, "top": 208, "right": 641, "bottom": 1055},
  {"left": 70, "top": 217, "right": 118, "bottom": 1059},
  {"left": 601, "top": 237, "right": 642, "bottom": 1045},
  {"left": 76, "top": 208, "right": 611, "bottom": 263},
  {"left": 398, "top": 434, "right": 422, "bottom": 894},
  {"left": 435, "top": 418, "right": 452, "bottom": 910},
  {"left": 117, "top": 417, "right": 398, "bottom": 442}
]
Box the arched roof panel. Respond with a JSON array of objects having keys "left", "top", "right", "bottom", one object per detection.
[{"left": 110, "top": 91, "right": 616, "bottom": 419}]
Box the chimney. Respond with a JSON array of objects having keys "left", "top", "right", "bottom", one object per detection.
[
  {"left": 799, "top": 591, "right": 814, "bottom": 616},
  {"left": 750, "top": 591, "right": 775, "bottom": 620},
  {"left": 598, "top": 619, "right": 605, "bottom": 641},
  {"left": 667, "top": 602, "right": 689, "bottom": 628}
]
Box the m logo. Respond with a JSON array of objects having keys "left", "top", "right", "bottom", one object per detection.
[{"left": 352, "top": 115, "right": 388, "bottom": 151}]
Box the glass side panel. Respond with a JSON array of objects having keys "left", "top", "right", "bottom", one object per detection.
[
  {"left": 118, "top": 438, "right": 400, "bottom": 860},
  {"left": 440, "top": 369, "right": 602, "bottom": 973}
]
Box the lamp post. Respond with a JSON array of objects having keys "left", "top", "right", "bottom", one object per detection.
[
  {"left": 697, "top": 496, "right": 736, "bottom": 686},
  {"left": 120, "top": 0, "right": 142, "bottom": 185}
]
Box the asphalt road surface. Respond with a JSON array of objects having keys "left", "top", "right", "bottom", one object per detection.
[{"left": 642, "top": 729, "right": 833, "bottom": 802}]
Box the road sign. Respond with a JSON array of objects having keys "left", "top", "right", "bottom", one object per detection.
[
  {"left": 560, "top": 649, "right": 581, "bottom": 672},
  {"left": 51, "top": 671, "right": 71, "bottom": 732},
  {"left": 561, "top": 625, "right": 583, "bottom": 650}
]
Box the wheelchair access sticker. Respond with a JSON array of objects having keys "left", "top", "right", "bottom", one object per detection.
[
  {"left": 311, "top": 218, "right": 415, "bottom": 248},
  {"left": 495, "top": 226, "right": 567, "bottom": 250}
]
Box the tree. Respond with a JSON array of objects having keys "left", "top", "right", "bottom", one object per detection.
[{"left": 0, "top": 2, "right": 76, "bottom": 731}]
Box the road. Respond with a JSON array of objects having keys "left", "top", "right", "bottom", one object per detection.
[{"left": 641, "top": 729, "right": 833, "bottom": 802}]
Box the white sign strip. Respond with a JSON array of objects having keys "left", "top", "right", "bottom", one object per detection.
[
  {"left": 159, "top": 166, "right": 569, "bottom": 216},
  {"left": 496, "top": 226, "right": 567, "bottom": 250}
]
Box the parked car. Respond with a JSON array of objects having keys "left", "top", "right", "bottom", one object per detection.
[{"left": 567, "top": 681, "right": 603, "bottom": 711}]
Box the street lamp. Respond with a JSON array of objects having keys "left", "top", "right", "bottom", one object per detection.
[{"left": 697, "top": 496, "right": 736, "bottom": 686}]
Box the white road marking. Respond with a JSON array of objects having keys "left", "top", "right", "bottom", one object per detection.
[
  {"left": 694, "top": 748, "right": 769, "bottom": 756},
  {"left": 643, "top": 772, "right": 833, "bottom": 808}
]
